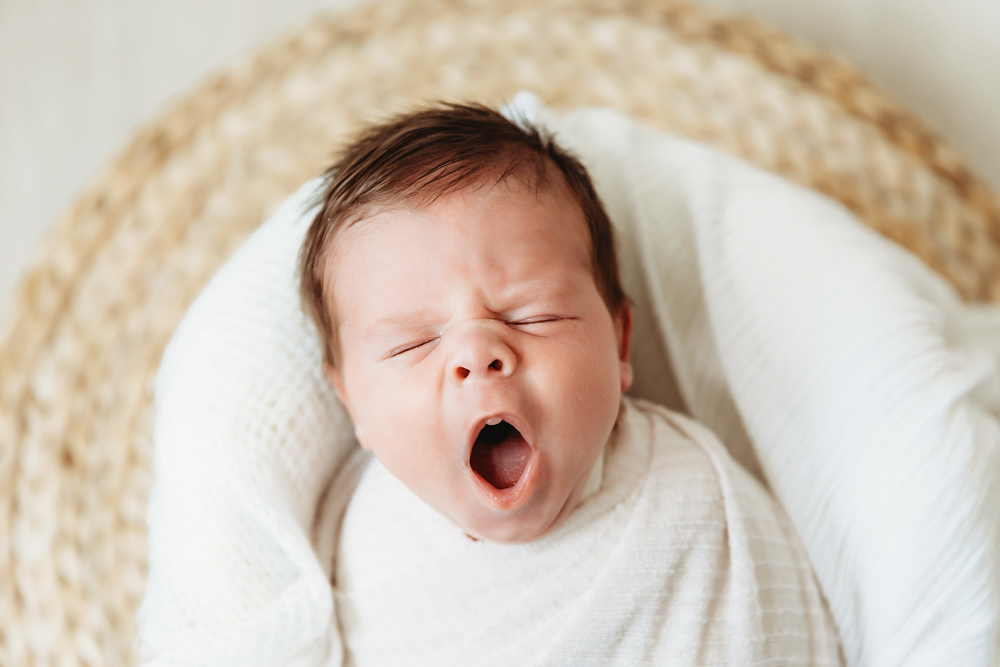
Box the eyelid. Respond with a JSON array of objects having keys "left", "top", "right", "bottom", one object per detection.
[
  {"left": 384, "top": 316, "right": 569, "bottom": 357},
  {"left": 510, "top": 315, "right": 566, "bottom": 325},
  {"left": 387, "top": 337, "right": 437, "bottom": 358}
]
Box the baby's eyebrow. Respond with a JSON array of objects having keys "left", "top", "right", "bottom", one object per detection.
[
  {"left": 361, "top": 312, "right": 440, "bottom": 340},
  {"left": 499, "top": 282, "right": 581, "bottom": 312}
]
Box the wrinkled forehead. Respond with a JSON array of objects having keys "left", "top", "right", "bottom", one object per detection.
[
  {"left": 327, "top": 163, "right": 591, "bottom": 276},
  {"left": 324, "top": 169, "right": 594, "bottom": 318}
]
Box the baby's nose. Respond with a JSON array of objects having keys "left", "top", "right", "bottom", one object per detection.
[
  {"left": 455, "top": 358, "right": 505, "bottom": 380},
  {"left": 448, "top": 323, "right": 516, "bottom": 384}
]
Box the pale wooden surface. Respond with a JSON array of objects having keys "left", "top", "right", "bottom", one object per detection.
[{"left": 1, "top": 0, "right": 998, "bottom": 325}]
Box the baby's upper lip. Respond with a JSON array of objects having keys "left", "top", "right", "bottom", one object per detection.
[{"left": 465, "top": 411, "right": 534, "bottom": 459}]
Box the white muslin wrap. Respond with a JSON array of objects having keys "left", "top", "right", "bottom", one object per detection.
[{"left": 334, "top": 397, "right": 841, "bottom": 666}]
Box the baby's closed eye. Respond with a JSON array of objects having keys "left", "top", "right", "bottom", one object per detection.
[
  {"left": 383, "top": 316, "right": 575, "bottom": 359},
  {"left": 388, "top": 337, "right": 439, "bottom": 358},
  {"left": 508, "top": 315, "right": 574, "bottom": 329},
  {"left": 510, "top": 315, "right": 563, "bottom": 325}
]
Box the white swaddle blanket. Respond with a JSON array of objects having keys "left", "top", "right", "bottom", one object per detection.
[
  {"left": 334, "top": 397, "right": 840, "bottom": 665},
  {"left": 138, "top": 95, "right": 1000, "bottom": 666}
]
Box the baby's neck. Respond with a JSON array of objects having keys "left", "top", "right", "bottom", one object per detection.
[{"left": 576, "top": 441, "right": 607, "bottom": 507}]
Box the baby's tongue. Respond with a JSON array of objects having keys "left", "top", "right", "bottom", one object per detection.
[{"left": 470, "top": 421, "right": 531, "bottom": 490}]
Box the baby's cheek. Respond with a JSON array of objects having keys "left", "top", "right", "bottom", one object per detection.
[
  {"left": 561, "top": 336, "right": 618, "bottom": 394},
  {"left": 371, "top": 371, "right": 440, "bottom": 445}
]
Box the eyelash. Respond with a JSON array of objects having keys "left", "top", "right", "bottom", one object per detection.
[
  {"left": 510, "top": 316, "right": 563, "bottom": 326},
  {"left": 390, "top": 339, "right": 437, "bottom": 357},
  {"left": 388, "top": 317, "right": 566, "bottom": 357}
]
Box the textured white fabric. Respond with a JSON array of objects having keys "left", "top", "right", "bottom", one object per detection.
[
  {"left": 335, "top": 397, "right": 841, "bottom": 666},
  {"left": 531, "top": 99, "right": 1000, "bottom": 666},
  {"left": 138, "top": 96, "right": 1000, "bottom": 666},
  {"left": 138, "top": 181, "right": 351, "bottom": 666}
]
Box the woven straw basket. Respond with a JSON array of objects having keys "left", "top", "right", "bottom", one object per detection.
[{"left": 1, "top": 0, "right": 998, "bottom": 664}]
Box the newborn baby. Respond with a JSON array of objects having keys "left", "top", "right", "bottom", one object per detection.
[{"left": 299, "top": 103, "right": 842, "bottom": 665}]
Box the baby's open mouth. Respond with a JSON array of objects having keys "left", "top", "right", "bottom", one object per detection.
[{"left": 470, "top": 420, "right": 531, "bottom": 490}]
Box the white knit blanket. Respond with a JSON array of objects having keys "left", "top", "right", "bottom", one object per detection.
[{"left": 334, "top": 397, "right": 840, "bottom": 665}]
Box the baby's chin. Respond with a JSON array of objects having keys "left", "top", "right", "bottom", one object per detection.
[
  {"left": 459, "top": 511, "right": 567, "bottom": 544},
  {"left": 453, "top": 482, "right": 587, "bottom": 544}
]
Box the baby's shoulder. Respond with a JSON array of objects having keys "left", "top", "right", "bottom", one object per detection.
[
  {"left": 617, "top": 396, "right": 733, "bottom": 477},
  {"left": 616, "top": 396, "right": 783, "bottom": 528},
  {"left": 620, "top": 396, "right": 747, "bottom": 471}
]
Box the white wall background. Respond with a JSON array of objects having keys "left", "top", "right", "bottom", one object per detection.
[{"left": 2, "top": 0, "right": 998, "bottom": 325}]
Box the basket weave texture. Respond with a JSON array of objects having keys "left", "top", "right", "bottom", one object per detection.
[{"left": 1, "top": 0, "right": 998, "bottom": 664}]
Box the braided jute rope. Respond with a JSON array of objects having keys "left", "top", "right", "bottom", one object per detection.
[{"left": 2, "top": 0, "right": 999, "bottom": 664}]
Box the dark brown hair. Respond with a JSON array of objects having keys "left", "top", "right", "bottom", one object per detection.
[{"left": 299, "top": 102, "right": 626, "bottom": 367}]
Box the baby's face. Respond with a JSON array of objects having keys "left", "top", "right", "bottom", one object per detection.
[{"left": 327, "top": 172, "right": 632, "bottom": 543}]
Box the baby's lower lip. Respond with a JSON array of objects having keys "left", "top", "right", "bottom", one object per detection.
[
  {"left": 469, "top": 448, "right": 537, "bottom": 511},
  {"left": 471, "top": 455, "right": 536, "bottom": 510}
]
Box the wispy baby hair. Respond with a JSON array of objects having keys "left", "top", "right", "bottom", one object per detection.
[{"left": 298, "top": 101, "right": 625, "bottom": 367}]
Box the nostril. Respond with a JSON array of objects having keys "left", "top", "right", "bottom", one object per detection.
[
  {"left": 489, "top": 359, "right": 503, "bottom": 372},
  {"left": 457, "top": 366, "right": 470, "bottom": 380}
]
